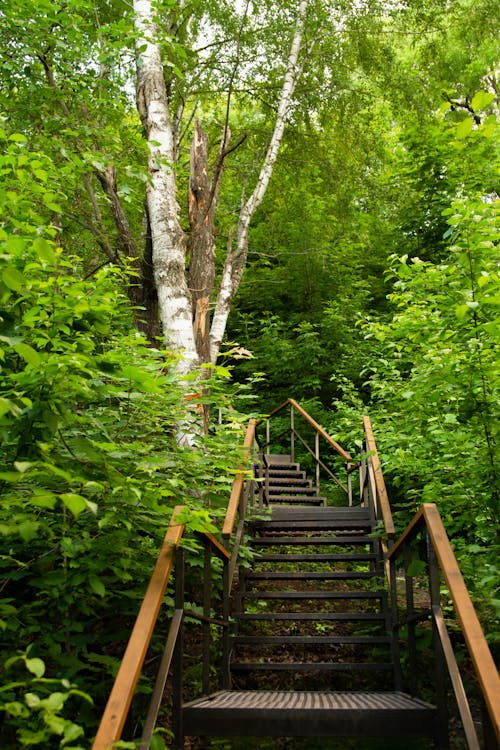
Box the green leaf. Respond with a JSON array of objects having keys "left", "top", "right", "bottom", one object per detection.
[
  {"left": 33, "top": 237, "right": 56, "bottom": 263},
  {"left": 88, "top": 574, "right": 106, "bottom": 597},
  {"left": 44, "top": 691, "right": 66, "bottom": 712},
  {"left": 3, "top": 266, "right": 24, "bottom": 292},
  {"left": 8, "top": 133, "right": 27, "bottom": 143},
  {"left": 407, "top": 558, "right": 427, "bottom": 577},
  {"left": 13, "top": 342, "right": 41, "bottom": 366},
  {"left": 455, "top": 118, "right": 473, "bottom": 139},
  {"left": 25, "top": 657, "right": 45, "bottom": 678},
  {"left": 19, "top": 520, "right": 40, "bottom": 542},
  {"left": 471, "top": 91, "right": 495, "bottom": 111},
  {"left": 61, "top": 493, "right": 87, "bottom": 518},
  {"left": 150, "top": 734, "right": 168, "bottom": 750},
  {"left": 24, "top": 693, "right": 41, "bottom": 708},
  {"left": 29, "top": 491, "right": 58, "bottom": 509},
  {"left": 3, "top": 701, "right": 29, "bottom": 717}
]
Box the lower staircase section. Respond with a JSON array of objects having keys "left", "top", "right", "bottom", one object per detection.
[{"left": 180, "top": 454, "right": 439, "bottom": 745}]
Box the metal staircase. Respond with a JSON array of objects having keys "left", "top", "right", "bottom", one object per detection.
[
  {"left": 183, "top": 454, "right": 438, "bottom": 743},
  {"left": 92, "top": 401, "right": 500, "bottom": 750}
]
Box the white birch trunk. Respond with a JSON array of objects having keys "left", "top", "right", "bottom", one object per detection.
[
  {"left": 210, "top": 0, "right": 309, "bottom": 364},
  {"left": 133, "top": 0, "right": 198, "bottom": 377}
]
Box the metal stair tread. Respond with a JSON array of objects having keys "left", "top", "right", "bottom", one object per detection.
[
  {"left": 232, "top": 635, "right": 391, "bottom": 645},
  {"left": 249, "top": 535, "right": 377, "bottom": 546},
  {"left": 230, "top": 662, "right": 394, "bottom": 672},
  {"left": 245, "top": 570, "right": 380, "bottom": 580},
  {"left": 236, "top": 611, "right": 386, "bottom": 620},
  {"left": 239, "top": 590, "right": 386, "bottom": 600},
  {"left": 255, "top": 552, "right": 377, "bottom": 562}
]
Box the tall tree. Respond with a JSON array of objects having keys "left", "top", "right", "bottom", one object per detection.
[{"left": 133, "top": 0, "right": 309, "bottom": 375}]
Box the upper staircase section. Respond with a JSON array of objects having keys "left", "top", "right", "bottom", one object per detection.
[{"left": 92, "top": 400, "right": 500, "bottom": 750}]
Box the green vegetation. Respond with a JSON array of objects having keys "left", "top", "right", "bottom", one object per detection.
[{"left": 0, "top": 0, "right": 498, "bottom": 745}]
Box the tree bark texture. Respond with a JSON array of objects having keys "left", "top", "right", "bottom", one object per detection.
[
  {"left": 134, "top": 0, "right": 199, "bottom": 376},
  {"left": 188, "top": 120, "right": 229, "bottom": 364}
]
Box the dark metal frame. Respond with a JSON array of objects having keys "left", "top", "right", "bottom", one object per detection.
[{"left": 92, "top": 407, "right": 500, "bottom": 750}]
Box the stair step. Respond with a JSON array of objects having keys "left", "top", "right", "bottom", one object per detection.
[
  {"left": 263, "top": 477, "right": 312, "bottom": 486},
  {"left": 231, "top": 662, "right": 393, "bottom": 672},
  {"left": 267, "top": 496, "right": 325, "bottom": 505},
  {"left": 182, "top": 690, "right": 438, "bottom": 739},
  {"left": 257, "top": 520, "right": 373, "bottom": 530},
  {"left": 232, "top": 636, "right": 390, "bottom": 645},
  {"left": 264, "top": 454, "right": 293, "bottom": 464},
  {"left": 250, "top": 535, "right": 377, "bottom": 547},
  {"left": 257, "top": 469, "right": 307, "bottom": 479},
  {"left": 267, "top": 485, "right": 316, "bottom": 494},
  {"left": 236, "top": 612, "right": 386, "bottom": 621},
  {"left": 267, "top": 507, "right": 371, "bottom": 520},
  {"left": 239, "top": 590, "right": 386, "bottom": 601},
  {"left": 256, "top": 553, "right": 377, "bottom": 562},
  {"left": 245, "top": 571, "right": 379, "bottom": 581}
]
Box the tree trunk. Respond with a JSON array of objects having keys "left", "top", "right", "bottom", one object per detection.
[
  {"left": 133, "top": 0, "right": 199, "bottom": 377},
  {"left": 188, "top": 121, "right": 229, "bottom": 364}
]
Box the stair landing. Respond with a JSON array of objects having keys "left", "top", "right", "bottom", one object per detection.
[{"left": 183, "top": 690, "right": 437, "bottom": 738}]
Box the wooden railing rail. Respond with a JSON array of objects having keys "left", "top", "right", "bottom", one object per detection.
[
  {"left": 258, "top": 399, "right": 353, "bottom": 504},
  {"left": 222, "top": 418, "right": 256, "bottom": 539},
  {"left": 387, "top": 503, "right": 500, "bottom": 747},
  {"left": 263, "top": 398, "right": 353, "bottom": 461},
  {"left": 92, "top": 506, "right": 185, "bottom": 750},
  {"left": 362, "top": 416, "right": 395, "bottom": 539},
  {"left": 93, "top": 419, "right": 257, "bottom": 750}
]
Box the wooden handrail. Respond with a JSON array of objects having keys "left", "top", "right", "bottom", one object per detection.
[
  {"left": 222, "top": 418, "right": 256, "bottom": 538},
  {"left": 262, "top": 399, "right": 353, "bottom": 462},
  {"left": 363, "top": 415, "right": 395, "bottom": 538},
  {"left": 388, "top": 503, "right": 500, "bottom": 745},
  {"left": 200, "top": 532, "right": 231, "bottom": 560},
  {"left": 92, "top": 506, "right": 185, "bottom": 750},
  {"left": 94, "top": 418, "right": 257, "bottom": 748}
]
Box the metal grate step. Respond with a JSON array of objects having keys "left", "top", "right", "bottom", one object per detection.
[
  {"left": 255, "top": 552, "right": 377, "bottom": 562},
  {"left": 232, "top": 635, "right": 391, "bottom": 645},
  {"left": 250, "top": 535, "right": 377, "bottom": 546},
  {"left": 245, "top": 570, "right": 380, "bottom": 581},
  {"left": 236, "top": 611, "right": 386, "bottom": 621},
  {"left": 239, "top": 590, "right": 386, "bottom": 601},
  {"left": 183, "top": 690, "right": 437, "bottom": 739},
  {"left": 230, "top": 662, "right": 393, "bottom": 672}
]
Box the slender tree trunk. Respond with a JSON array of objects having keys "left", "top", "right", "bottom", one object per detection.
[
  {"left": 133, "top": 0, "right": 199, "bottom": 376},
  {"left": 210, "top": 0, "right": 309, "bottom": 364},
  {"left": 188, "top": 121, "right": 229, "bottom": 364}
]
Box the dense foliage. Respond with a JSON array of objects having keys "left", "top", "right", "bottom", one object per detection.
[{"left": 0, "top": 0, "right": 499, "bottom": 746}]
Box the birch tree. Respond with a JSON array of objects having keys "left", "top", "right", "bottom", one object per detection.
[{"left": 133, "top": 0, "right": 310, "bottom": 377}]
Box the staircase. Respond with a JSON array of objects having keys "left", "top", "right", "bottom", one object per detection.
[
  {"left": 93, "top": 403, "right": 500, "bottom": 750},
  {"left": 182, "top": 454, "right": 438, "bottom": 744}
]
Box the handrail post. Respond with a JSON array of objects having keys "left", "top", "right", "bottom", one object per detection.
[
  {"left": 389, "top": 553, "right": 402, "bottom": 691},
  {"left": 290, "top": 404, "right": 295, "bottom": 462},
  {"left": 172, "top": 547, "right": 185, "bottom": 750},
  {"left": 222, "top": 545, "right": 231, "bottom": 690},
  {"left": 314, "top": 431, "right": 320, "bottom": 497},
  {"left": 404, "top": 544, "right": 417, "bottom": 697},
  {"left": 265, "top": 417, "right": 270, "bottom": 455},
  {"left": 428, "top": 535, "right": 449, "bottom": 749},
  {"left": 202, "top": 540, "right": 212, "bottom": 695}
]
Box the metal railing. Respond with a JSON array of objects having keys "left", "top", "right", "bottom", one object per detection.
[
  {"left": 386, "top": 503, "right": 500, "bottom": 749},
  {"left": 256, "top": 399, "right": 355, "bottom": 505},
  {"left": 92, "top": 419, "right": 257, "bottom": 750},
  {"left": 92, "top": 408, "right": 499, "bottom": 749},
  {"left": 362, "top": 418, "right": 499, "bottom": 748}
]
